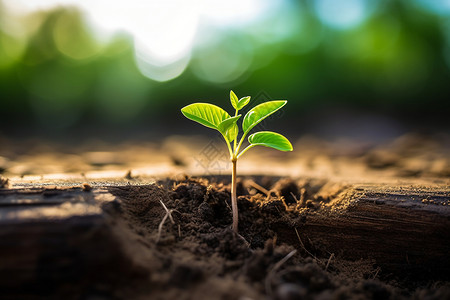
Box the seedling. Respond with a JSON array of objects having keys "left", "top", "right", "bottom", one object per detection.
[{"left": 181, "top": 91, "right": 293, "bottom": 233}]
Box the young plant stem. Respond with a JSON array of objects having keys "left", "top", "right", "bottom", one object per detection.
[
  {"left": 236, "top": 144, "right": 254, "bottom": 159},
  {"left": 233, "top": 109, "right": 238, "bottom": 151},
  {"left": 231, "top": 158, "right": 238, "bottom": 233}
]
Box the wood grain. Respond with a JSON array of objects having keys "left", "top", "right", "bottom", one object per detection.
[{"left": 281, "top": 184, "right": 450, "bottom": 281}]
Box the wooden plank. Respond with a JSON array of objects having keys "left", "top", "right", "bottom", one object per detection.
[
  {"left": 280, "top": 184, "right": 450, "bottom": 281},
  {"left": 0, "top": 187, "right": 140, "bottom": 298}
]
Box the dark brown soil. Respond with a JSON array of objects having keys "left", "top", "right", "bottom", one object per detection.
[{"left": 101, "top": 176, "right": 450, "bottom": 300}]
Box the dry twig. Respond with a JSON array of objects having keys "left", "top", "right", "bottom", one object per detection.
[
  {"left": 248, "top": 180, "right": 270, "bottom": 195},
  {"left": 265, "top": 250, "right": 297, "bottom": 297},
  {"left": 294, "top": 227, "right": 318, "bottom": 261},
  {"left": 325, "top": 253, "right": 335, "bottom": 271}
]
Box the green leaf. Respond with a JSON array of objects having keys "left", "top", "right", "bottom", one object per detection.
[
  {"left": 237, "top": 96, "right": 251, "bottom": 110},
  {"left": 181, "top": 103, "right": 231, "bottom": 129},
  {"left": 242, "top": 100, "right": 287, "bottom": 134},
  {"left": 248, "top": 131, "right": 293, "bottom": 151},
  {"left": 230, "top": 90, "right": 239, "bottom": 110},
  {"left": 218, "top": 115, "right": 241, "bottom": 142}
]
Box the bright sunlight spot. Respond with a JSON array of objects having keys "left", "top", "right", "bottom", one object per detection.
[
  {"left": 2, "top": 0, "right": 269, "bottom": 82},
  {"left": 201, "top": 0, "right": 272, "bottom": 27},
  {"left": 313, "top": 0, "right": 370, "bottom": 30}
]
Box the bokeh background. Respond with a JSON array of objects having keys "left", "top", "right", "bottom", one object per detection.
[{"left": 1, "top": 0, "right": 449, "bottom": 143}]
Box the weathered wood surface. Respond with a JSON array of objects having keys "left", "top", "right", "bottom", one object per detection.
[
  {"left": 286, "top": 184, "right": 450, "bottom": 281},
  {"left": 0, "top": 179, "right": 449, "bottom": 296},
  {"left": 0, "top": 186, "right": 141, "bottom": 298}
]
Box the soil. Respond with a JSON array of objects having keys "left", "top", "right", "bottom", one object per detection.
[
  {"left": 0, "top": 133, "right": 449, "bottom": 299},
  {"left": 96, "top": 176, "right": 447, "bottom": 300}
]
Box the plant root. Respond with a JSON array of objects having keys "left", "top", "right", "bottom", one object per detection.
[{"left": 156, "top": 199, "right": 177, "bottom": 243}]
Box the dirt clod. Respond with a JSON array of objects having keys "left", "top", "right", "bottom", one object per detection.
[
  {"left": 0, "top": 176, "right": 9, "bottom": 188},
  {"left": 82, "top": 182, "right": 92, "bottom": 191}
]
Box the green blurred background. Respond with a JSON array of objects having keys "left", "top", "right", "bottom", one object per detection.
[{"left": 1, "top": 0, "right": 449, "bottom": 143}]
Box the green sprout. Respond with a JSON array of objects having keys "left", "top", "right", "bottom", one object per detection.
[{"left": 181, "top": 90, "right": 293, "bottom": 233}]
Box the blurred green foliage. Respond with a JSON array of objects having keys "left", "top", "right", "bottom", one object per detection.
[{"left": 0, "top": 0, "right": 449, "bottom": 138}]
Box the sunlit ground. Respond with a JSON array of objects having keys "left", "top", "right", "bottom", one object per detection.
[{"left": 1, "top": 133, "right": 449, "bottom": 191}]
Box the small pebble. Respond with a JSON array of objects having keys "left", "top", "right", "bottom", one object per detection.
[
  {"left": 82, "top": 182, "right": 92, "bottom": 192},
  {"left": 275, "top": 283, "right": 307, "bottom": 300}
]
